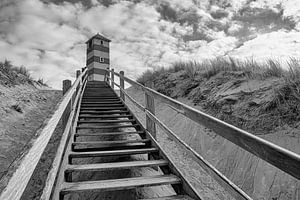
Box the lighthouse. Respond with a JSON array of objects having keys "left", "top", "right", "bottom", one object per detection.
[{"left": 86, "top": 33, "right": 111, "bottom": 81}]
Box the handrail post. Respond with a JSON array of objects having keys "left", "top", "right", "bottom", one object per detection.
[
  {"left": 62, "top": 79, "right": 72, "bottom": 129},
  {"left": 105, "top": 67, "right": 109, "bottom": 83},
  {"left": 76, "top": 70, "right": 81, "bottom": 93},
  {"left": 145, "top": 82, "right": 156, "bottom": 139},
  {"left": 120, "top": 71, "right": 125, "bottom": 101},
  {"left": 111, "top": 68, "right": 115, "bottom": 89}
]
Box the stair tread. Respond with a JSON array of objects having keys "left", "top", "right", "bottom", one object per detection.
[
  {"left": 77, "top": 124, "right": 138, "bottom": 129},
  {"left": 73, "top": 139, "right": 151, "bottom": 146},
  {"left": 80, "top": 107, "right": 127, "bottom": 110},
  {"left": 69, "top": 148, "right": 158, "bottom": 158},
  {"left": 66, "top": 159, "right": 168, "bottom": 172},
  {"left": 74, "top": 131, "right": 144, "bottom": 136},
  {"left": 81, "top": 101, "right": 122, "bottom": 104},
  {"left": 61, "top": 175, "right": 180, "bottom": 194},
  {"left": 79, "top": 114, "right": 132, "bottom": 118},
  {"left": 80, "top": 111, "right": 129, "bottom": 114},
  {"left": 78, "top": 119, "right": 135, "bottom": 123},
  {"left": 81, "top": 104, "right": 124, "bottom": 107},
  {"left": 139, "top": 195, "right": 193, "bottom": 200}
]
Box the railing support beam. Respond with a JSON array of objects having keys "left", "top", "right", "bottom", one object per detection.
[
  {"left": 145, "top": 82, "right": 156, "bottom": 139},
  {"left": 111, "top": 68, "right": 115, "bottom": 89},
  {"left": 120, "top": 71, "right": 125, "bottom": 101},
  {"left": 62, "top": 79, "right": 72, "bottom": 129}
]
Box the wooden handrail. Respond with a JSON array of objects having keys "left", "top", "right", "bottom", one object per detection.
[
  {"left": 41, "top": 74, "right": 88, "bottom": 200},
  {"left": 145, "top": 110, "right": 251, "bottom": 199},
  {"left": 108, "top": 69, "right": 300, "bottom": 198},
  {"left": 0, "top": 68, "right": 88, "bottom": 200}
]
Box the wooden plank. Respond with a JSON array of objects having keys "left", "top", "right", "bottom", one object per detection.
[
  {"left": 72, "top": 139, "right": 151, "bottom": 146},
  {"left": 77, "top": 124, "right": 138, "bottom": 129},
  {"left": 69, "top": 148, "right": 158, "bottom": 158},
  {"left": 82, "top": 97, "right": 119, "bottom": 99},
  {"left": 145, "top": 110, "right": 252, "bottom": 200},
  {"left": 81, "top": 103, "right": 123, "bottom": 105},
  {"left": 80, "top": 107, "right": 126, "bottom": 110},
  {"left": 80, "top": 110, "right": 129, "bottom": 114},
  {"left": 65, "top": 160, "right": 168, "bottom": 172},
  {"left": 145, "top": 83, "right": 156, "bottom": 139},
  {"left": 79, "top": 114, "right": 132, "bottom": 118},
  {"left": 81, "top": 101, "right": 122, "bottom": 104},
  {"left": 60, "top": 175, "right": 180, "bottom": 194},
  {"left": 122, "top": 75, "right": 300, "bottom": 180},
  {"left": 111, "top": 68, "right": 115, "bottom": 89},
  {"left": 139, "top": 195, "right": 193, "bottom": 200},
  {"left": 74, "top": 131, "right": 144, "bottom": 137},
  {"left": 0, "top": 68, "right": 88, "bottom": 200},
  {"left": 62, "top": 80, "right": 72, "bottom": 129},
  {"left": 78, "top": 119, "right": 135, "bottom": 123},
  {"left": 81, "top": 104, "right": 125, "bottom": 108},
  {"left": 120, "top": 71, "right": 125, "bottom": 101}
]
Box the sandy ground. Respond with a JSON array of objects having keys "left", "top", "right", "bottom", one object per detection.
[{"left": 0, "top": 84, "right": 62, "bottom": 195}]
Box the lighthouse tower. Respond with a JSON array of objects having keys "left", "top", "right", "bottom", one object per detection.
[{"left": 86, "top": 33, "right": 111, "bottom": 81}]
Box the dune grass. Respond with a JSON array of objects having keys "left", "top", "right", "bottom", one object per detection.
[
  {"left": 137, "top": 57, "right": 300, "bottom": 84},
  {"left": 0, "top": 59, "right": 47, "bottom": 86},
  {"left": 137, "top": 57, "right": 300, "bottom": 131}
]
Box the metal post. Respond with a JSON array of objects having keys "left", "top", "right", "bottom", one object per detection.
[
  {"left": 62, "top": 79, "right": 72, "bottom": 129},
  {"left": 120, "top": 71, "right": 125, "bottom": 101},
  {"left": 145, "top": 82, "right": 156, "bottom": 139}
]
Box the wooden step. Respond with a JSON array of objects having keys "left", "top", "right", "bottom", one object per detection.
[
  {"left": 81, "top": 104, "right": 124, "bottom": 107},
  {"left": 80, "top": 107, "right": 127, "bottom": 111},
  {"left": 82, "top": 96, "right": 118, "bottom": 99},
  {"left": 78, "top": 119, "right": 135, "bottom": 124},
  {"left": 81, "top": 99, "right": 120, "bottom": 102},
  {"left": 72, "top": 143, "right": 148, "bottom": 151},
  {"left": 65, "top": 160, "right": 168, "bottom": 173},
  {"left": 82, "top": 96, "right": 119, "bottom": 99},
  {"left": 69, "top": 148, "right": 158, "bottom": 159},
  {"left": 77, "top": 124, "right": 138, "bottom": 130},
  {"left": 72, "top": 139, "right": 151, "bottom": 147},
  {"left": 74, "top": 131, "right": 144, "bottom": 137},
  {"left": 79, "top": 114, "right": 132, "bottom": 119},
  {"left": 60, "top": 175, "right": 181, "bottom": 194},
  {"left": 81, "top": 101, "right": 122, "bottom": 104},
  {"left": 139, "top": 195, "right": 193, "bottom": 200},
  {"left": 80, "top": 111, "right": 129, "bottom": 114}
]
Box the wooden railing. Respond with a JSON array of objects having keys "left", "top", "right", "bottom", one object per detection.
[
  {"left": 107, "top": 69, "right": 300, "bottom": 200},
  {"left": 0, "top": 68, "right": 88, "bottom": 200}
]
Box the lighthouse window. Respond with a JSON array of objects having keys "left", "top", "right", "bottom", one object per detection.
[
  {"left": 88, "top": 41, "right": 92, "bottom": 49},
  {"left": 100, "top": 57, "right": 104, "bottom": 63}
]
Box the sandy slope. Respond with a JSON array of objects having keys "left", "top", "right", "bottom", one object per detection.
[
  {"left": 126, "top": 86, "right": 300, "bottom": 200},
  {"left": 0, "top": 84, "right": 62, "bottom": 195}
]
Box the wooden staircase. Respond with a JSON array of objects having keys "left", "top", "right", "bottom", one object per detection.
[
  {"left": 56, "top": 81, "right": 198, "bottom": 200},
  {"left": 3, "top": 69, "right": 299, "bottom": 200}
]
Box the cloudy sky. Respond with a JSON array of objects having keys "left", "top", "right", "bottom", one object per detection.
[{"left": 0, "top": 0, "right": 300, "bottom": 88}]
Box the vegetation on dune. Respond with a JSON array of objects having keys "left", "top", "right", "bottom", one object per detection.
[
  {"left": 0, "top": 60, "right": 47, "bottom": 86},
  {"left": 137, "top": 57, "right": 300, "bottom": 134}
]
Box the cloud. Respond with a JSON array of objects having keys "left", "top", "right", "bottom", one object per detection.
[
  {"left": 0, "top": 0, "right": 300, "bottom": 89},
  {"left": 229, "top": 30, "right": 300, "bottom": 63}
]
